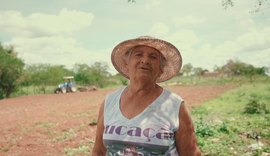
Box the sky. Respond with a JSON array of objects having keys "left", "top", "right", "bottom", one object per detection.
[{"left": 0, "top": 0, "right": 269, "bottom": 74}]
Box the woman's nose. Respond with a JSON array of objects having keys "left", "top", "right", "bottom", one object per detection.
[{"left": 140, "top": 56, "right": 149, "bottom": 64}]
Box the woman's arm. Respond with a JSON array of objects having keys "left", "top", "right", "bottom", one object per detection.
[
  {"left": 175, "top": 102, "right": 201, "bottom": 156},
  {"left": 92, "top": 101, "right": 106, "bottom": 156}
]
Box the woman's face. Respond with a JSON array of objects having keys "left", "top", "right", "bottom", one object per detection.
[{"left": 127, "top": 45, "right": 163, "bottom": 82}]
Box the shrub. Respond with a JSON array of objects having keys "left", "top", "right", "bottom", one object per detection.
[
  {"left": 217, "top": 122, "right": 230, "bottom": 134},
  {"left": 244, "top": 95, "right": 269, "bottom": 114},
  {"left": 89, "top": 118, "right": 97, "bottom": 126},
  {"left": 195, "top": 118, "right": 215, "bottom": 137}
]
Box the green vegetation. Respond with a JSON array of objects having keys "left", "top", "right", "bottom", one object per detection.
[
  {"left": 192, "top": 83, "right": 270, "bottom": 156},
  {"left": 164, "top": 75, "right": 269, "bottom": 86},
  {"left": 1, "top": 43, "right": 269, "bottom": 99},
  {"left": 64, "top": 145, "right": 90, "bottom": 156},
  {"left": 1, "top": 43, "right": 270, "bottom": 155},
  {"left": 73, "top": 62, "right": 111, "bottom": 87},
  {"left": 0, "top": 44, "right": 24, "bottom": 98},
  {"left": 221, "top": 0, "right": 270, "bottom": 12},
  {"left": 55, "top": 128, "right": 77, "bottom": 142}
]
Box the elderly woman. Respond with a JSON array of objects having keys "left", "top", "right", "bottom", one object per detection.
[{"left": 92, "top": 36, "right": 201, "bottom": 156}]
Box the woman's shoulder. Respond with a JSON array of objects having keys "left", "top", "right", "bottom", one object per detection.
[
  {"left": 107, "top": 86, "right": 126, "bottom": 96},
  {"left": 163, "top": 88, "right": 184, "bottom": 102},
  {"left": 105, "top": 86, "right": 126, "bottom": 103}
]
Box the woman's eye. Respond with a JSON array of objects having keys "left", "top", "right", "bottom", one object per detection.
[
  {"left": 134, "top": 52, "right": 142, "bottom": 57},
  {"left": 150, "top": 55, "right": 158, "bottom": 59}
]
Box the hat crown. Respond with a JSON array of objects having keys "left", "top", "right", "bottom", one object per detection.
[
  {"left": 111, "top": 36, "right": 182, "bottom": 82},
  {"left": 137, "top": 36, "right": 155, "bottom": 39}
]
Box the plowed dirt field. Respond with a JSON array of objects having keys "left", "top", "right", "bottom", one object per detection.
[{"left": 0, "top": 85, "right": 234, "bottom": 156}]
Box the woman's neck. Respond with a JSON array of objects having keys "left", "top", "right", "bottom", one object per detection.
[{"left": 127, "top": 81, "right": 160, "bottom": 96}]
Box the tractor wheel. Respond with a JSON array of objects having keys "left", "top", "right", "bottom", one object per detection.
[
  {"left": 54, "top": 88, "right": 61, "bottom": 94},
  {"left": 61, "top": 88, "right": 67, "bottom": 93},
  {"left": 71, "top": 87, "right": 77, "bottom": 92}
]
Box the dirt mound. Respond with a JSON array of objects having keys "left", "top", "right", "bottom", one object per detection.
[{"left": 0, "top": 85, "right": 234, "bottom": 155}]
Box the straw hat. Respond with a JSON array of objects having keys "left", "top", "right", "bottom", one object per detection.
[{"left": 111, "top": 36, "right": 182, "bottom": 82}]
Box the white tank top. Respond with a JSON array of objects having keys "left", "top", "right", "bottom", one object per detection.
[{"left": 103, "top": 87, "right": 183, "bottom": 156}]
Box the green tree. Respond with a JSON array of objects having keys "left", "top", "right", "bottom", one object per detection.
[
  {"left": 21, "top": 64, "right": 73, "bottom": 93},
  {"left": 193, "top": 67, "right": 205, "bottom": 76},
  {"left": 114, "top": 73, "right": 128, "bottom": 85},
  {"left": 73, "top": 64, "right": 92, "bottom": 85},
  {"left": 222, "top": 0, "right": 270, "bottom": 12},
  {"left": 90, "top": 62, "right": 111, "bottom": 87},
  {"left": 74, "top": 62, "right": 110, "bottom": 87},
  {"left": 181, "top": 63, "right": 193, "bottom": 76},
  {"left": 128, "top": 0, "right": 270, "bottom": 12},
  {"left": 0, "top": 44, "right": 24, "bottom": 99},
  {"left": 220, "top": 59, "right": 266, "bottom": 78},
  {"left": 22, "top": 64, "right": 74, "bottom": 86}
]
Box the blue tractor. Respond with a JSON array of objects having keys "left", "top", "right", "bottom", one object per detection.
[{"left": 54, "top": 76, "right": 77, "bottom": 94}]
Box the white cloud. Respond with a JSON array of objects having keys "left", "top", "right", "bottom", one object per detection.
[
  {"left": 0, "top": 8, "right": 94, "bottom": 37},
  {"left": 210, "top": 27, "right": 270, "bottom": 59},
  {"left": 1, "top": 0, "right": 269, "bottom": 74},
  {"left": 4, "top": 36, "right": 109, "bottom": 69},
  {"left": 165, "top": 30, "right": 199, "bottom": 51},
  {"left": 160, "top": 17, "right": 270, "bottom": 71},
  {"left": 149, "top": 0, "right": 163, "bottom": 6},
  {"left": 182, "top": 26, "right": 270, "bottom": 70},
  {"left": 0, "top": 8, "right": 98, "bottom": 69},
  {"left": 236, "top": 28, "right": 270, "bottom": 51},
  {"left": 149, "top": 22, "right": 169, "bottom": 37},
  {"left": 172, "top": 15, "right": 206, "bottom": 26},
  {"left": 144, "top": 0, "right": 163, "bottom": 9}
]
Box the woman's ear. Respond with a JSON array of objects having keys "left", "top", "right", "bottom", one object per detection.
[
  {"left": 158, "top": 68, "right": 164, "bottom": 77},
  {"left": 125, "top": 62, "right": 130, "bottom": 75}
]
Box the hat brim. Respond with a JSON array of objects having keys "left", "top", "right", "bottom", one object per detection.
[{"left": 111, "top": 37, "right": 182, "bottom": 82}]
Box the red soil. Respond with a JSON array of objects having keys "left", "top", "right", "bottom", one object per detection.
[{"left": 0, "top": 85, "right": 234, "bottom": 155}]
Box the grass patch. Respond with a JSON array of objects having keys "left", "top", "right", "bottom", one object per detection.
[
  {"left": 55, "top": 128, "right": 77, "bottom": 142},
  {"left": 163, "top": 75, "right": 270, "bottom": 86},
  {"left": 0, "top": 147, "right": 9, "bottom": 152},
  {"left": 72, "top": 112, "right": 90, "bottom": 118},
  {"left": 192, "top": 83, "right": 270, "bottom": 155},
  {"left": 12, "top": 75, "right": 270, "bottom": 97},
  {"left": 35, "top": 122, "right": 57, "bottom": 136},
  {"left": 35, "top": 122, "right": 56, "bottom": 129},
  {"left": 12, "top": 85, "right": 56, "bottom": 97},
  {"left": 64, "top": 145, "right": 90, "bottom": 156}
]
